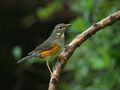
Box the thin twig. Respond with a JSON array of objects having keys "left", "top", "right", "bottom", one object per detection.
[{"left": 48, "top": 10, "right": 120, "bottom": 90}]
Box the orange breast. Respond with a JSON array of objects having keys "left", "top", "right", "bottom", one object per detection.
[{"left": 39, "top": 43, "right": 60, "bottom": 58}]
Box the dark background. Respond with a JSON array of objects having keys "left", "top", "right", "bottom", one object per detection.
[{"left": 0, "top": 0, "right": 120, "bottom": 90}]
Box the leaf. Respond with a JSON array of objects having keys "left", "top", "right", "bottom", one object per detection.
[{"left": 36, "top": 1, "right": 61, "bottom": 19}]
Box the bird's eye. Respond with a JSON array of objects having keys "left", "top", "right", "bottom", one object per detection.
[{"left": 58, "top": 26, "right": 63, "bottom": 29}]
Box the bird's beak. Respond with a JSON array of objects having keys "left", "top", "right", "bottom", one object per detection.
[{"left": 66, "top": 24, "right": 71, "bottom": 27}]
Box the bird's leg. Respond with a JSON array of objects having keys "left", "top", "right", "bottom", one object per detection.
[
  {"left": 57, "top": 55, "right": 67, "bottom": 63},
  {"left": 46, "top": 60, "right": 58, "bottom": 80},
  {"left": 57, "top": 46, "right": 71, "bottom": 63},
  {"left": 46, "top": 60, "right": 53, "bottom": 76}
]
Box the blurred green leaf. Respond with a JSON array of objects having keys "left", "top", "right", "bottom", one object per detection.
[
  {"left": 70, "top": 0, "right": 94, "bottom": 12},
  {"left": 12, "top": 46, "right": 22, "bottom": 60},
  {"left": 21, "top": 15, "right": 36, "bottom": 28},
  {"left": 89, "top": 57, "right": 106, "bottom": 70},
  {"left": 36, "top": 1, "right": 61, "bottom": 19},
  {"left": 71, "top": 17, "right": 87, "bottom": 32}
]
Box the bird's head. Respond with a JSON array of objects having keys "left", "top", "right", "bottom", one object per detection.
[{"left": 52, "top": 23, "right": 71, "bottom": 37}]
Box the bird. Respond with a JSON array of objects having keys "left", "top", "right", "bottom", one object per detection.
[{"left": 17, "top": 23, "right": 71, "bottom": 76}]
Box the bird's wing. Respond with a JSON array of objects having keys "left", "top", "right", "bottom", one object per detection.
[
  {"left": 28, "top": 38, "right": 53, "bottom": 55},
  {"left": 35, "top": 39, "right": 53, "bottom": 52}
]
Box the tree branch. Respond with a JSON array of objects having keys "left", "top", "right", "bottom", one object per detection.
[{"left": 48, "top": 10, "right": 120, "bottom": 90}]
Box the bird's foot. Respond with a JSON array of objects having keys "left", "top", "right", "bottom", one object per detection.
[
  {"left": 50, "top": 72, "right": 58, "bottom": 82},
  {"left": 57, "top": 55, "right": 67, "bottom": 64}
]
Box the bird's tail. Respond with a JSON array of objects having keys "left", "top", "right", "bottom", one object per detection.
[{"left": 17, "top": 55, "right": 33, "bottom": 64}]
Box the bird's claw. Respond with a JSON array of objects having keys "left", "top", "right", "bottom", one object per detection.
[{"left": 57, "top": 55, "right": 67, "bottom": 63}]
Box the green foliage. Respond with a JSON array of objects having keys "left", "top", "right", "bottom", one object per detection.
[
  {"left": 71, "top": 17, "right": 88, "bottom": 32},
  {"left": 12, "top": 46, "right": 22, "bottom": 60},
  {"left": 21, "top": 15, "right": 36, "bottom": 28},
  {"left": 70, "top": 0, "right": 94, "bottom": 12},
  {"left": 36, "top": 1, "right": 61, "bottom": 20}
]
